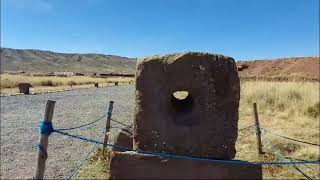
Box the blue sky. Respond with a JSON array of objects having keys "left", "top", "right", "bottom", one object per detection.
[{"left": 1, "top": 0, "right": 319, "bottom": 60}]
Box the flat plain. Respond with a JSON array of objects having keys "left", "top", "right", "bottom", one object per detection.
[{"left": 0, "top": 85, "right": 134, "bottom": 179}]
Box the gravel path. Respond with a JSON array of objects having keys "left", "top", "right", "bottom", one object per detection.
[{"left": 0, "top": 85, "right": 134, "bottom": 179}]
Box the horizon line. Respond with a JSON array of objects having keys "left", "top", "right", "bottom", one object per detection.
[{"left": 2, "top": 46, "right": 319, "bottom": 61}]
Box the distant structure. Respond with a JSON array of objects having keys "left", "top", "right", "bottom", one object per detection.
[
  {"left": 18, "top": 83, "right": 32, "bottom": 94},
  {"left": 75, "top": 72, "right": 85, "bottom": 76},
  {"left": 109, "top": 52, "right": 262, "bottom": 179},
  {"left": 95, "top": 73, "right": 135, "bottom": 78},
  {"left": 52, "top": 71, "right": 75, "bottom": 77},
  {"left": 48, "top": 72, "right": 86, "bottom": 77},
  {"left": 237, "top": 64, "right": 249, "bottom": 71}
]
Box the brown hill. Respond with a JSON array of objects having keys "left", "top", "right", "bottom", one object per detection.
[
  {"left": 0, "top": 48, "right": 137, "bottom": 74},
  {"left": 1, "top": 48, "right": 318, "bottom": 81},
  {"left": 237, "top": 57, "right": 319, "bottom": 81}
]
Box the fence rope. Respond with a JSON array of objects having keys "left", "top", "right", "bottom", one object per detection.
[
  {"left": 49, "top": 128, "right": 320, "bottom": 166},
  {"left": 238, "top": 125, "right": 255, "bottom": 131},
  {"left": 67, "top": 142, "right": 98, "bottom": 180},
  {"left": 36, "top": 118, "right": 320, "bottom": 180},
  {"left": 287, "top": 157, "right": 320, "bottom": 175},
  {"left": 263, "top": 134, "right": 313, "bottom": 179},
  {"left": 111, "top": 118, "right": 132, "bottom": 129},
  {"left": 55, "top": 114, "right": 107, "bottom": 131},
  {"left": 236, "top": 131, "right": 256, "bottom": 142},
  {"left": 66, "top": 128, "right": 106, "bottom": 179},
  {"left": 261, "top": 127, "right": 320, "bottom": 147},
  {"left": 112, "top": 119, "right": 255, "bottom": 133},
  {"left": 110, "top": 126, "right": 133, "bottom": 136}
]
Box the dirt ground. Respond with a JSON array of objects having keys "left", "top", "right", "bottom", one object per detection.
[{"left": 0, "top": 85, "right": 134, "bottom": 179}]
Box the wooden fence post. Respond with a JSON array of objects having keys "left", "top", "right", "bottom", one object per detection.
[
  {"left": 34, "top": 100, "right": 56, "bottom": 179},
  {"left": 103, "top": 101, "right": 114, "bottom": 153},
  {"left": 253, "top": 103, "right": 264, "bottom": 155}
]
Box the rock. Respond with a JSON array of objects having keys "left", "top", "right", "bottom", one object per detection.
[
  {"left": 133, "top": 52, "right": 240, "bottom": 159},
  {"left": 18, "top": 83, "right": 32, "bottom": 94},
  {"left": 109, "top": 151, "right": 262, "bottom": 179},
  {"left": 113, "top": 126, "right": 133, "bottom": 152}
]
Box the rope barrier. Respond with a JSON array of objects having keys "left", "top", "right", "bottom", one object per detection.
[
  {"left": 261, "top": 127, "right": 320, "bottom": 147},
  {"left": 238, "top": 125, "right": 255, "bottom": 131},
  {"left": 36, "top": 115, "right": 320, "bottom": 180},
  {"left": 111, "top": 120, "right": 255, "bottom": 133},
  {"left": 66, "top": 129, "right": 108, "bottom": 179},
  {"left": 110, "top": 126, "right": 133, "bottom": 136},
  {"left": 110, "top": 118, "right": 132, "bottom": 129},
  {"left": 287, "top": 157, "right": 320, "bottom": 175},
  {"left": 51, "top": 128, "right": 320, "bottom": 166},
  {"left": 55, "top": 114, "right": 107, "bottom": 131},
  {"left": 289, "top": 159, "right": 313, "bottom": 180},
  {"left": 66, "top": 139, "right": 100, "bottom": 179},
  {"left": 263, "top": 135, "right": 313, "bottom": 180},
  {"left": 236, "top": 131, "right": 255, "bottom": 142},
  {"left": 37, "top": 120, "right": 320, "bottom": 166}
]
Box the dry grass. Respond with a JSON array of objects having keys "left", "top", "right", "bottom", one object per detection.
[
  {"left": 77, "top": 148, "right": 111, "bottom": 179},
  {"left": 237, "top": 81, "right": 319, "bottom": 179},
  {"left": 0, "top": 74, "right": 134, "bottom": 89},
  {"left": 76, "top": 81, "right": 319, "bottom": 179},
  {"left": 0, "top": 74, "right": 134, "bottom": 95},
  {"left": 239, "top": 81, "right": 320, "bottom": 118}
]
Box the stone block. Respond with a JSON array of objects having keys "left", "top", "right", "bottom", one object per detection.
[
  {"left": 109, "top": 151, "right": 262, "bottom": 180},
  {"left": 133, "top": 52, "right": 240, "bottom": 159},
  {"left": 18, "top": 83, "right": 32, "bottom": 94},
  {"left": 113, "top": 126, "right": 133, "bottom": 152}
]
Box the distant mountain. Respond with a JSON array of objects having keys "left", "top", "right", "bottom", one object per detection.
[
  {"left": 1, "top": 48, "right": 318, "bottom": 81},
  {"left": 0, "top": 48, "right": 136, "bottom": 74},
  {"left": 237, "top": 57, "right": 319, "bottom": 81}
]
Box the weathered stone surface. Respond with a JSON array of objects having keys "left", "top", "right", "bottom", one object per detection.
[
  {"left": 133, "top": 52, "right": 240, "bottom": 159},
  {"left": 18, "top": 83, "right": 32, "bottom": 94},
  {"left": 109, "top": 151, "right": 262, "bottom": 180},
  {"left": 113, "top": 126, "right": 133, "bottom": 152}
]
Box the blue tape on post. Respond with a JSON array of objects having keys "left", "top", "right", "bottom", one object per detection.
[{"left": 38, "top": 121, "right": 54, "bottom": 136}]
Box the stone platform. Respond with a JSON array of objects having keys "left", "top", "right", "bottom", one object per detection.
[{"left": 109, "top": 151, "right": 262, "bottom": 180}]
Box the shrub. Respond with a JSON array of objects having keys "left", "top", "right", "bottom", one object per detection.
[
  {"left": 276, "top": 103, "right": 286, "bottom": 112},
  {"left": 287, "top": 90, "right": 302, "bottom": 101},
  {"left": 41, "top": 80, "right": 54, "bottom": 86},
  {"left": 272, "top": 139, "right": 301, "bottom": 155},
  {"left": 67, "top": 80, "right": 77, "bottom": 86},
  {"left": 305, "top": 102, "right": 320, "bottom": 118}
]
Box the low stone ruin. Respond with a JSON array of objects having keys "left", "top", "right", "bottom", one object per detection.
[
  {"left": 113, "top": 125, "right": 133, "bottom": 152},
  {"left": 18, "top": 83, "right": 32, "bottom": 94},
  {"left": 109, "top": 52, "right": 262, "bottom": 179}
]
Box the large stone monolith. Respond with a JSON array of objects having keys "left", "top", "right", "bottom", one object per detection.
[
  {"left": 109, "top": 52, "right": 262, "bottom": 180},
  {"left": 133, "top": 52, "right": 240, "bottom": 159}
]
